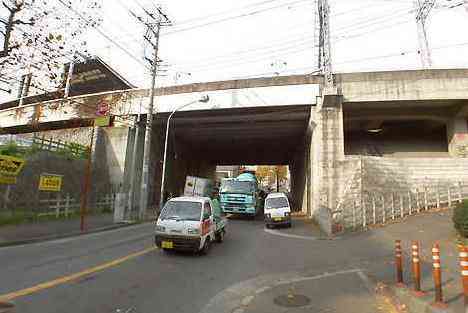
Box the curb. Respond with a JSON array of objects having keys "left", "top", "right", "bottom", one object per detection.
[
  {"left": 385, "top": 285, "right": 454, "bottom": 313},
  {"left": 0, "top": 221, "right": 149, "bottom": 248}
]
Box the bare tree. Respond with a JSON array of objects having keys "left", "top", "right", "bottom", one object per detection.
[{"left": 0, "top": 0, "right": 102, "bottom": 95}]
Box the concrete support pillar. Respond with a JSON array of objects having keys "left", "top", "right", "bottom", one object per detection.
[
  {"left": 447, "top": 117, "right": 468, "bottom": 157},
  {"left": 311, "top": 88, "right": 345, "bottom": 235},
  {"left": 289, "top": 133, "right": 311, "bottom": 214},
  {"left": 126, "top": 116, "right": 146, "bottom": 219},
  {"left": 115, "top": 125, "right": 136, "bottom": 222}
]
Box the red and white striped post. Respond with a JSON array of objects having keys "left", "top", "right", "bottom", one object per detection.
[
  {"left": 412, "top": 241, "right": 423, "bottom": 295},
  {"left": 431, "top": 243, "right": 445, "bottom": 307},
  {"left": 459, "top": 246, "right": 468, "bottom": 312},
  {"left": 395, "top": 240, "right": 404, "bottom": 286}
]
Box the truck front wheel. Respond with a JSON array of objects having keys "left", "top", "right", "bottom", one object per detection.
[
  {"left": 216, "top": 230, "right": 225, "bottom": 243},
  {"left": 200, "top": 237, "right": 211, "bottom": 255}
]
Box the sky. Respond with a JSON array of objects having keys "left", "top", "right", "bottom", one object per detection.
[{"left": 2, "top": 0, "right": 468, "bottom": 100}]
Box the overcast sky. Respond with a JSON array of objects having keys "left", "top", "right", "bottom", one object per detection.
[
  {"left": 3, "top": 0, "right": 468, "bottom": 101},
  {"left": 87, "top": 0, "right": 468, "bottom": 89}
]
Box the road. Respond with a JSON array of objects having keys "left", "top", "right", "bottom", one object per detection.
[{"left": 0, "top": 217, "right": 402, "bottom": 313}]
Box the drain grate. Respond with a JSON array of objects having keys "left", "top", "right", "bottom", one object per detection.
[{"left": 273, "top": 294, "right": 311, "bottom": 308}]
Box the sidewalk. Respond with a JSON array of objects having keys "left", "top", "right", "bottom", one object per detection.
[
  {"left": 0, "top": 214, "right": 126, "bottom": 246},
  {"left": 266, "top": 210, "right": 462, "bottom": 312},
  {"left": 355, "top": 210, "right": 461, "bottom": 313},
  {"left": 201, "top": 269, "right": 399, "bottom": 313}
]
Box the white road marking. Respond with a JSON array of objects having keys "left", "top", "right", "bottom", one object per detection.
[
  {"left": 264, "top": 228, "right": 319, "bottom": 240},
  {"left": 0, "top": 222, "right": 153, "bottom": 251}
]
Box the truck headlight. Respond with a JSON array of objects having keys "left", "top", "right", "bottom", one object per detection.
[
  {"left": 187, "top": 227, "right": 200, "bottom": 235},
  {"left": 156, "top": 225, "right": 166, "bottom": 232},
  {"left": 264, "top": 213, "right": 271, "bottom": 219},
  {"left": 284, "top": 212, "right": 290, "bottom": 217}
]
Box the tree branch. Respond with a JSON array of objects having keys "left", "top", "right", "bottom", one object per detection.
[
  {"left": 13, "top": 19, "right": 34, "bottom": 26},
  {"left": 0, "top": 1, "right": 24, "bottom": 58}
]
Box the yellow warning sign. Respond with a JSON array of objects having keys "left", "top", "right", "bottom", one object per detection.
[
  {"left": 0, "top": 155, "right": 25, "bottom": 176},
  {"left": 0, "top": 174, "right": 16, "bottom": 185},
  {"left": 38, "top": 174, "right": 63, "bottom": 192}
]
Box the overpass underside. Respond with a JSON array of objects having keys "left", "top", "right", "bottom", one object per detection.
[{"left": 122, "top": 105, "right": 312, "bottom": 216}]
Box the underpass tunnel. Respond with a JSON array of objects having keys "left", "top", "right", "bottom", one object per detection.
[
  {"left": 344, "top": 119, "right": 448, "bottom": 157},
  {"left": 343, "top": 100, "right": 468, "bottom": 158},
  {"left": 151, "top": 105, "right": 312, "bottom": 211}
]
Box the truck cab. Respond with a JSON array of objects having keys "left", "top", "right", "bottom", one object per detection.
[
  {"left": 155, "top": 196, "right": 226, "bottom": 254},
  {"left": 219, "top": 173, "right": 262, "bottom": 217}
]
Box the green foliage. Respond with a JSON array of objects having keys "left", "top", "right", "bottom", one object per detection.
[
  {"left": 453, "top": 200, "right": 468, "bottom": 237},
  {"left": 0, "top": 211, "right": 34, "bottom": 226},
  {"left": 0, "top": 141, "right": 23, "bottom": 157},
  {"left": 101, "top": 207, "right": 113, "bottom": 214}
]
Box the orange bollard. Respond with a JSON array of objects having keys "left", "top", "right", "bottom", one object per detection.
[
  {"left": 459, "top": 246, "right": 468, "bottom": 311},
  {"left": 431, "top": 243, "right": 447, "bottom": 308},
  {"left": 411, "top": 241, "right": 423, "bottom": 295},
  {"left": 395, "top": 240, "right": 404, "bottom": 286}
]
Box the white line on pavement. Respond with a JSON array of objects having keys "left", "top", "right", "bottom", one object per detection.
[{"left": 0, "top": 222, "right": 154, "bottom": 250}]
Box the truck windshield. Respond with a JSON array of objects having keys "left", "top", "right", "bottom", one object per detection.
[
  {"left": 220, "top": 180, "right": 254, "bottom": 194},
  {"left": 265, "top": 197, "right": 289, "bottom": 209},
  {"left": 160, "top": 201, "right": 202, "bottom": 221}
]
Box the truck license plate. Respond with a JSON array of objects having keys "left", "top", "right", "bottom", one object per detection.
[
  {"left": 161, "top": 241, "right": 173, "bottom": 249},
  {"left": 273, "top": 217, "right": 282, "bottom": 222}
]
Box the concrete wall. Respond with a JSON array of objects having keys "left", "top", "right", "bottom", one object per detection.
[
  {"left": 337, "top": 69, "right": 468, "bottom": 102},
  {"left": 15, "top": 127, "right": 93, "bottom": 146},
  {"left": 337, "top": 156, "right": 468, "bottom": 229}
]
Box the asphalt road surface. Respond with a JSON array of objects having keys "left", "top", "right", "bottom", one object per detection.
[{"left": 0, "top": 217, "right": 402, "bottom": 313}]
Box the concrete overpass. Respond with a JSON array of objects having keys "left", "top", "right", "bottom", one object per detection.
[{"left": 1, "top": 68, "right": 467, "bottom": 234}]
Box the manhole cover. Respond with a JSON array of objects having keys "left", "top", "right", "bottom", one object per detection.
[{"left": 273, "top": 294, "right": 311, "bottom": 308}]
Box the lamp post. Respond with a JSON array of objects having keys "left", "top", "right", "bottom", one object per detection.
[{"left": 159, "top": 95, "right": 210, "bottom": 210}]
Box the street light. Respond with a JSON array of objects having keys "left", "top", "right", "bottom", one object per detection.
[{"left": 159, "top": 95, "right": 210, "bottom": 210}]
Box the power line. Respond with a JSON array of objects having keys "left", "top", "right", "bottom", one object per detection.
[
  {"left": 56, "top": 0, "right": 149, "bottom": 70},
  {"left": 162, "top": 0, "right": 313, "bottom": 36},
  {"left": 170, "top": 7, "right": 414, "bottom": 70}
]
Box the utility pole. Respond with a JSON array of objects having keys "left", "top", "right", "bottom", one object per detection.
[
  {"left": 139, "top": 6, "right": 171, "bottom": 220},
  {"left": 64, "top": 52, "right": 77, "bottom": 99},
  {"left": 317, "top": 0, "right": 334, "bottom": 88},
  {"left": 414, "top": 0, "right": 435, "bottom": 68}
]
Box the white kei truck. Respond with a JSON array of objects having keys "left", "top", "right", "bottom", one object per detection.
[{"left": 154, "top": 177, "right": 227, "bottom": 254}]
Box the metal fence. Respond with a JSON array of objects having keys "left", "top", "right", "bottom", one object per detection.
[
  {"left": 0, "top": 134, "right": 88, "bottom": 158},
  {"left": 338, "top": 181, "right": 468, "bottom": 232},
  {"left": 1, "top": 193, "right": 115, "bottom": 218}
]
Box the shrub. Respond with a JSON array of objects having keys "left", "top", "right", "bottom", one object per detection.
[
  {"left": 0, "top": 141, "right": 22, "bottom": 157},
  {"left": 453, "top": 200, "right": 468, "bottom": 237}
]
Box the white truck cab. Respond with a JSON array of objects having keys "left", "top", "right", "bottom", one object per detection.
[
  {"left": 155, "top": 196, "right": 225, "bottom": 254},
  {"left": 264, "top": 192, "right": 292, "bottom": 228}
]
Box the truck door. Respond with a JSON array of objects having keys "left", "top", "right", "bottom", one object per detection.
[{"left": 202, "top": 201, "right": 213, "bottom": 236}]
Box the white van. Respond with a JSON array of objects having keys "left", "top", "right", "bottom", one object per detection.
[{"left": 264, "top": 192, "right": 291, "bottom": 228}]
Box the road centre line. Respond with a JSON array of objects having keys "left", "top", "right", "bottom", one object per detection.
[{"left": 0, "top": 246, "right": 157, "bottom": 302}]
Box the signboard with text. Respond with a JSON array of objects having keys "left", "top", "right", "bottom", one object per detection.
[
  {"left": 0, "top": 174, "right": 16, "bottom": 185},
  {"left": 0, "top": 155, "right": 25, "bottom": 177},
  {"left": 38, "top": 174, "right": 63, "bottom": 192}
]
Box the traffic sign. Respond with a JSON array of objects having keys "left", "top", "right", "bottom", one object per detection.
[
  {"left": 38, "top": 174, "right": 63, "bottom": 192},
  {"left": 0, "top": 155, "right": 25, "bottom": 176}
]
